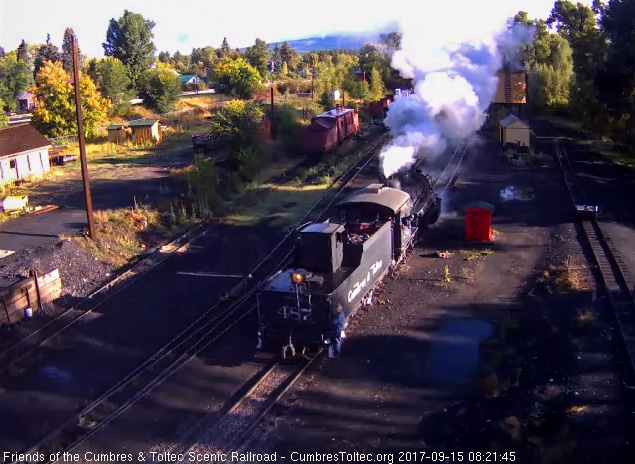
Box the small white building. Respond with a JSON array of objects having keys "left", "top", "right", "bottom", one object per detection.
[
  {"left": 499, "top": 114, "right": 530, "bottom": 147},
  {"left": 0, "top": 124, "right": 51, "bottom": 183}
]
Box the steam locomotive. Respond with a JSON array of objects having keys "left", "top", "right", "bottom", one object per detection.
[{"left": 256, "top": 164, "right": 441, "bottom": 357}]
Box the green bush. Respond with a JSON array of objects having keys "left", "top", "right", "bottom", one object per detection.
[
  {"left": 235, "top": 145, "right": 260, "bottom": 182},
  {"left": 320, "top": 91, "right": 335, "bottom": 110},
  {"left": 272, "top": 104, "right": 303, "bottom": 154}
]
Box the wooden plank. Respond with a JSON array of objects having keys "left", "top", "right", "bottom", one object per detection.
[
  {"left": 37, "top": 269, "right": 59, "bottom": 287},
  {"left": 0, "top": 269, "right": 62, "bottom": 324}
]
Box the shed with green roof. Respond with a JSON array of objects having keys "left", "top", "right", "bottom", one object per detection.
[{"left": 128, "top": 119, "right": 162, "bottom": 144}]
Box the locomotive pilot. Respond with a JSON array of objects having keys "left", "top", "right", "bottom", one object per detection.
[{"left": 329, "top": 304, "right": 346, "bottom": 358}]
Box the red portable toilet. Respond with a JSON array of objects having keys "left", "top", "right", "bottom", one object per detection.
[{"left": 464, "top": 201, "right": 495, "bottom": 242}]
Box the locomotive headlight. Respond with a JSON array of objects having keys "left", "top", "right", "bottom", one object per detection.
[{"left": 291, "top": 272, "right": 304, "bottom": 284}]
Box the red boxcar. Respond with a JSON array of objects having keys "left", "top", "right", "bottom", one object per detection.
[
  {"left": 367, "top": 96, "right": 393, "bottom": 119},
  {"left": 301, "top": 107, "right": 359, "bottom": 155}
]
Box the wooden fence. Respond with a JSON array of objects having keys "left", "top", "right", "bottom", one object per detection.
[{"left": 0, "top": 269, "right": 62, "bottom": 324}]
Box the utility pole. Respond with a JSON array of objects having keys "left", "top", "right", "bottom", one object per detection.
[
  {"left": 270, "top": 87, "right": 275, "bottom": 140},
  {"left": 311, "top": 66, "right": 315, "bottom": 101},
  {"left": 72, "top": 34, "right": 96, "bottom": 240}
]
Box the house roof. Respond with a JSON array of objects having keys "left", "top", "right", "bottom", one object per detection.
[
  {"left": 337, "top": 183, "right": 410, "bottom": 215},
  {"left": 0, "top": 124, "right": 51, "bottom": 159},
  {"left": 179, "top": 74, "right": 199, "bottom": 83},
  {"left": 127, "top": 119, "right": 160, "bottom": 127},
  {"left": 500, "top": 114, "right": 529, "bottom": 129},
  {"left": 107, "top": 124, "right": 126, "bottom": 130}
]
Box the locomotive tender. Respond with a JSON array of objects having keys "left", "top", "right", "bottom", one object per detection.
[{"left": 256, "top": 165, "right": 441, "bottom": 356}]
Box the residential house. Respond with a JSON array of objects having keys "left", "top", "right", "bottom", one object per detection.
[
  {"left": 128, "top": 119, "right": 162, "bottom": 144},
  {"left": 0, "top": 124, "right": 51, "bottom": 182},
  {"left": 180, "top": 74, "right": 201, "bottom": 92},
  {"left": 16, "top": 92, "right": 37, "bottom": 113}
]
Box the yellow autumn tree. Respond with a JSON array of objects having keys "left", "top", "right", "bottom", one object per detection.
[{"left": 31, "top": 60, "right": 110, "bottom": 138}]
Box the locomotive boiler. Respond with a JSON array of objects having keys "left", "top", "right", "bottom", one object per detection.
[{"left": 256, "top": 166, "right": 441, "bottom": 357}]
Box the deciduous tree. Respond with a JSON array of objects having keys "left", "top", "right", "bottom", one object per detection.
[
  {"left": 244, "top": 38, "right": 270, "bottom": 79},
  {"left": 31, "top": 60, "right": 109, "bottom": 138},
  {"left": 138, "top": 61, "right": 181, "bottom": 113},
  {"left": 214, "top": 57, "right": 262, "bottom": 99},
  {"left": 209, "top": 99, "right": 263, "bottom": 149},
  {"left": 0, "top": 98, "right": 8, "bottom": 127},
  {"left": 91, "top": 57, "right": 131, "bottom": 103},
  {"left": 103, "top": 10, "right": 157, "bottom": 90},
  {"left": 0, "top": 52, "right": 33, "bottom": 111}
]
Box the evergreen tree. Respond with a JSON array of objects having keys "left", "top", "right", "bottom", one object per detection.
[
  {"left": 34, "top": 36, "right": 61, "bottom": 76},
  {"left": 280, "top": 41, "right": 293, "bottom": 65},
  {"left": 61, "top": 28, "right": 79, "bottom": 73},
  {"left": 17, "top": 40, "right": 28, "bottom": 61},
  {"left": 369, "top": 67, "right": 385, "bottom": 101},
  {"left": 219, "top": 37, "right": 231, "bottom": 58},
  {"left": 103, "top": 10, "right": 157, "bottom": 90}
]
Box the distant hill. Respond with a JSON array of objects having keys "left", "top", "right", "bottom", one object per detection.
[
  {"left": 239, "top": 33, "right": 381, "bottom": 53},
  {"left": 281, "top": 34, "right": 380, "bottom": 52}
]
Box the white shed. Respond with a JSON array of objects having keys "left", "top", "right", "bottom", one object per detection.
[{"left": 499, "top": 114, "right": 530, "bottom": 147}]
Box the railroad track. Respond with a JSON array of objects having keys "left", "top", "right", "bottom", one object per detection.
[
  {"left": 432, "top": 140, "right": 469, "bottom": 197},
  {"left": 0, "top": 132, "right": 386, "bottom": 374},
  {"left": 555, "top": 142, "right": 635, "bottom": 381},
  {"left": 0, "top": 225, "right": 209, "bottom": 372},
  {"left": 12, "top": 133, "right": 389, "bottom": 464},
  {"left": 158, "top": 356, "right": 318, "bottom": 460}
]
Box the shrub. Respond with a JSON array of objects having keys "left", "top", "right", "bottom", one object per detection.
[
  {"left": 272, "top": 104, "right": 303, "bottom": 154},
  {"left": 320, "top": 91, "right": 335, "bottom": 110}
]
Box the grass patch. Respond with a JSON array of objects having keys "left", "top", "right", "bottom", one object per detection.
[
  {"left": 533, "top": 257, "right": 588, "bottom": 295},
  {"left": 73, "top": 202, "right": 199, "bottom": 267},
  {"left": 225, "top": 183, "right": 329, "bottom": 227}
]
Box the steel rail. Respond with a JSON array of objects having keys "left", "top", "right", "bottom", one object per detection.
[
  {"left": 13, "top": 133, "right": 389, "bottom": 464},
  {"left": 554, "top": 141, "right": 635, "bottom": 382}
]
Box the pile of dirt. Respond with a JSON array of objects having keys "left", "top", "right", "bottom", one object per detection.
[{"left": 0, "top": 239, "right": 112, "bottom": 301}]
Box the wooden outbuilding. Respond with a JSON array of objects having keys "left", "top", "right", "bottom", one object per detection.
[
  {"left": 0, "top": 124, "right": 51, "bottom": 183},
  {"left": 499, "top": 114, "right": 530, "bottom": 147},
  {"left": 128, "top": 119, "right": 162, "bottom": 145},
  {"left": 464, "top": 201, "right": 495, "bottom": 242},
  {"left": 106, "top": 123, "right": 128, "bottom": 143}
]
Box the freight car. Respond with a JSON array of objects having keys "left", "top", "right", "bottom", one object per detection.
[
  {"left": 367, "top": 95, "right": 394, "bottom": 122},
  {"left": 301, "top": 105, "right": 360, "bottom": 155},
  {"left": 256, "top": 166, "right": 441, "bottom": 357}
]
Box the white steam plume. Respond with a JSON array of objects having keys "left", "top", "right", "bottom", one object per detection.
[{"left": 380, "top": 10, "right": 534, "bottom": 178}]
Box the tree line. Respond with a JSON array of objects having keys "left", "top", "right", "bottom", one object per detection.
[
  {"left": 0, "top": 8, "right": 405, "bottom": 135},
  {"left": 513, "top": 0, "right": 635, "bottom": 152}
]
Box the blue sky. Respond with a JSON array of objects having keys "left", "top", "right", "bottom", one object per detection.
[{"left": 0, "top": 0, "right": 595, "bottom": 58}]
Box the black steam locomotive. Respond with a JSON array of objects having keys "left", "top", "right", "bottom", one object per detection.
[{"left": 256, "top": 165, "right": 441, "bottom": 357}]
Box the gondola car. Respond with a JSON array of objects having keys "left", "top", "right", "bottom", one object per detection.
[
  {"left": 256, "top": 166, "right": 441, "bottom": 357},
  {"left": 301, "top": 106, "right": 359, "bottom": 155}
]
